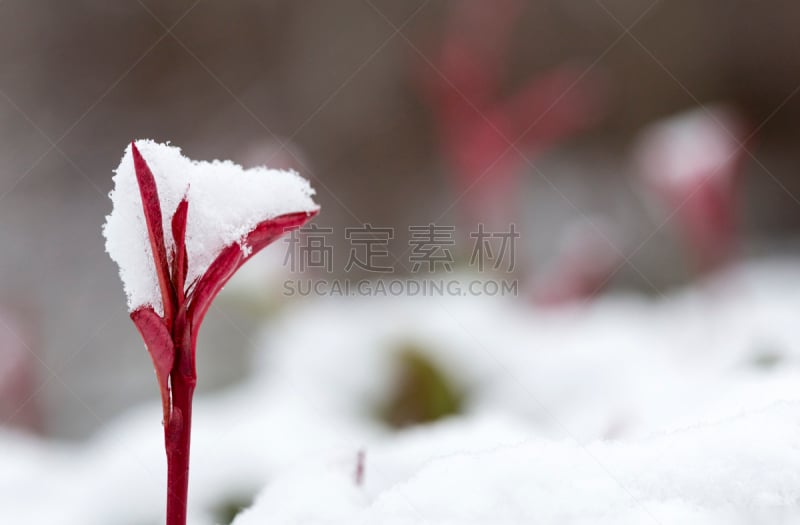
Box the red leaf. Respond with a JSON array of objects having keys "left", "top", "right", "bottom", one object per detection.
[
  {"left": 171, "top": 198, "right": 189, "bottom": 304},
  {"left": 131, "top": 142, "right": 176, "bottom": 325},
  {"left": 188, "top": 243, "right": 242, "bottom": 348},
  {"left": 243, "top": 210, "right": 317, "bottom": 257},
  {"left": 187, "top": 210, "right": 317, "bottom": 341},
  {"left": 131, "top": 306, "right": 175, "bottom": 425}
]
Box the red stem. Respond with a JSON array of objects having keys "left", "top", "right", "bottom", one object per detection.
[
  {"left": 165, "top": 374, "right": 194, "bottom": 525},
  {"left": 165, "top": 314, "right": 196, "bottom": 525}
]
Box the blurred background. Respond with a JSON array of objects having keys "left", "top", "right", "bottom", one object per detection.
[{"left": 2, "top": 0, "right": 800, "bottom": 439}]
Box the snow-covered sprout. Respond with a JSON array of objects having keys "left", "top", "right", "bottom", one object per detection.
[
  {"left": 103, "top": 140, "right": 318, "bottom": 525},
  {"left": 634, "top": 106, "right": 748, "bottom": 273}
]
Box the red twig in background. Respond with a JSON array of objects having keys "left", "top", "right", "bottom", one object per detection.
[
  {"left": 417, "top": 0, "right": 603, "bottom": 228},
  {"left": 128, "top": 143, "right": 316, "bottom": 525},
  {"left": 354, "top": 449, "right": 366, "bottom": 487}
]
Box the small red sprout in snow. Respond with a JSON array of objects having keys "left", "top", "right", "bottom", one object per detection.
[
  {"left": 417, "top": 0, "right": 603, "bottom": 227},
  {"left": 103, "top": 140, "right": 318, "bottom": 525},
  {"left": 634, "top": 106, "right": 749, "bottom": 274},
  {"left": 354, "top": 449, "right": 366, "bottom": 487}
]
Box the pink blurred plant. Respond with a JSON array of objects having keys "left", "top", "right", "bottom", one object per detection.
[
  {"left": 417, "top": 0, "right": 603, "bottom": 228},
  {"left": 532, "top": 218, "right": 623, "bottom": 306},
  {"left": 635, "top": 106, "right": 749, "bottom": 274},
  {"left": 0, "top": 305, "right": 41, "bottom": 432},
  {"left": 126, "top": 143, "right": 316, "bottom": 525}
]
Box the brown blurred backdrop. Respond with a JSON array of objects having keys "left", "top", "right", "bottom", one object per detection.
[{"left": 2, "top": 0, "right": 800, "bottom": 438}]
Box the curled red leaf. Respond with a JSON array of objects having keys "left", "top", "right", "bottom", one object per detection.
[{"left": 131, "top": 306, "right": 175, "bottom": 425}]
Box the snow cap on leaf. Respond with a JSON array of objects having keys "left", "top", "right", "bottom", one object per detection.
[{"left": 103, "top": 139, "right": 319, "bottom": 315}]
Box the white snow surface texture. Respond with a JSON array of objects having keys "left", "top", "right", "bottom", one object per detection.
[
  {"left": 4, "top": 261, "right": 800, "bottom": 524},
  {"left": 103, "top": 140, "right": 318, "bottom": 314}
]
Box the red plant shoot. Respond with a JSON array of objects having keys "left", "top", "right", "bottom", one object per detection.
[{"left": 120, "top": 142, "right": 316, "bottom": 525}]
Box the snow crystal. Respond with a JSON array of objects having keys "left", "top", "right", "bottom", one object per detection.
[{"left": 103, "top": 140, "right": 318, "bottom": 314}]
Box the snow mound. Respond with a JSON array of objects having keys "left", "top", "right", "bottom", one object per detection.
[
  {"left": 103, "top": 140, "right": 318, "bottom": 314},
  {"left": 235, "top": 403, "right": 800, "bottom": 525},
  {"left": 255, "top": 261, "right": 800, "bottom": 442},
  {"left": 4, "top": 259, "right": 800, "bottom": 524}
]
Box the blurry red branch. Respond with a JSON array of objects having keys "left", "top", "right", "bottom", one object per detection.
[
  {"left": 417, "top": 0, "right": 604, "bottom": 227},
  {"left": 635, "top": 106, "right": 751, "bottom": 274}
]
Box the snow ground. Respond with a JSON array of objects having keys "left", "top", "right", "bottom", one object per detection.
[
  {"left": 236, "top": 404, "right": 800, "bottom": 525},
  {"left": 2, "top": 258, "right": 800, "bottom": 524}
]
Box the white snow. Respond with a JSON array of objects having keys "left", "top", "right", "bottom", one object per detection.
[
  {"left": 103, "top": 140, "right": 318, "bottom": 314},
  {"left": 4, "top": 258, "right": 800, "bottom": 523},
  {"left": 252, "top": 261, "right": 800, "bottom": 445},
  {"left": 235, "top": 404, "right": 800, "bottom": 525}
]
